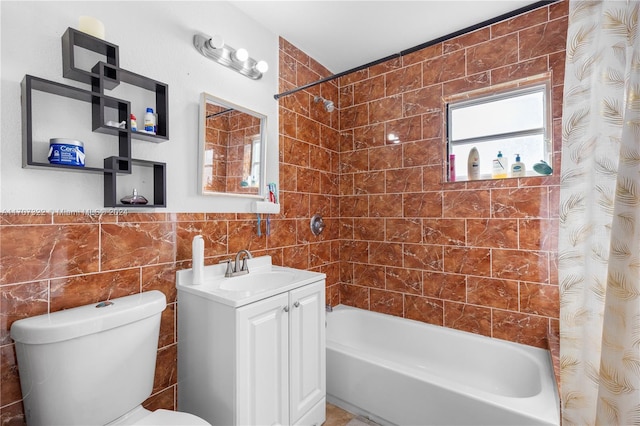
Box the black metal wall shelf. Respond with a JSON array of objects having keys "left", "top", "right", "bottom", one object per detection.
[
  {"left": 103, "top": 157, "right": 166, "bottom": 208},
  {"left": 21, "top": 75, "right": 131, "bottom": 172},
  {"left": 91, "top": 62, "right": 169, "bottom": 142},
  {"left": 62, "top": 27, "right": 119, "bottom": 88},
  {"left": 22, "top": 28, "right": 170, "bottom": 208}
]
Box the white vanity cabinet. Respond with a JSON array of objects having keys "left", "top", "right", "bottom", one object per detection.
[{"left": 176, "top": 263, "right": 326, "bottom": 426}]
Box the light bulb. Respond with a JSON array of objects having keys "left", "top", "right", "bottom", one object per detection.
[
  {"left": 234, "top": 48, "right": 249, "bottom": 62},
  {"left": 208, "top": 34, "right": 224, "bottom": 49},
  {"left": 255, "top": 60, "right": 269, "bottom": 73}
]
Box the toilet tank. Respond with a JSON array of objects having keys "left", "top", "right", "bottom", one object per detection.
[{"left": 10, "top": 290, "right": 167, "bottom": 426}]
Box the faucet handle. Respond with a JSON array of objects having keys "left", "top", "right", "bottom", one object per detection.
[
  {"left": 223, "top": 260, "right": 234, "bottom": 277},
  {"left": 240, "top": 258, "right": 249, "bottom": 272}
]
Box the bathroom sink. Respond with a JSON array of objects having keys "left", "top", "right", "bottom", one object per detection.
[
  {"left": 176, "top": 255, "right": 326, "bottom": 307},
  {"left": 219, "top": 271, "right": 297, "bottom": 292}
]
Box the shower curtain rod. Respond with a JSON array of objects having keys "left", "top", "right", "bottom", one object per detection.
[
  {"left": 273, "top": 0, "right": 558, "bottom": 101},
  {"left": 206, "top": 108, "right": 234, "bottom": 119}
]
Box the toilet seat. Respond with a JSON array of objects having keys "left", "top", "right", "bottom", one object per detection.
[{"left": 133, "top": 409, "right": 210, "bottom": 425}]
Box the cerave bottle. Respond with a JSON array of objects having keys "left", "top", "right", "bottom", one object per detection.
[{"left": 511, "top": 154, "right": 525, "bottom": 177}]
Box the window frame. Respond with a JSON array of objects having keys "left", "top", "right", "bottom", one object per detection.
[{"left": 445, "top": 75, "right": 553, "bottom": 182}]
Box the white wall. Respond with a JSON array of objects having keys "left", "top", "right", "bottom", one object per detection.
[{"left": 0, "top": 1, "right": 279, "bottom": 213}]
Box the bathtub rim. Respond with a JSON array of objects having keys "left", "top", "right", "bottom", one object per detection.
[{"left": 326, "top": 304, "right": 560, "bottom": 426}]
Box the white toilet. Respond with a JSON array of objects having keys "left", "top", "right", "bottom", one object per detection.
[{"left": 10, "top": 290, "right": 210, "bottom": 426}]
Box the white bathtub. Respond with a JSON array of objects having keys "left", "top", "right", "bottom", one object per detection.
[{"left": 326, "top": 305, "right": 559, "bottom": 426}]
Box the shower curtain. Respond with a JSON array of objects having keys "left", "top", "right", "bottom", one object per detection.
[{"left": 559, "top": 1, "right": 640, "bottom": 425}]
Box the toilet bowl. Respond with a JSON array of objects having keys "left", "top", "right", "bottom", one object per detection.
[
  {"left": 108, "top": 406, "right": 209, "bottom": 425},
  {"left": 10, "top": 290, "right": 210, "bottom": 426}
]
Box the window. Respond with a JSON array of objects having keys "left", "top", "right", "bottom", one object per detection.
[{"left": 446, "top": 77, "right": 552, "bottom": 181}]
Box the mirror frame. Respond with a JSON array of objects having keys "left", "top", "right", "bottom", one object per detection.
[{"left": 198, "top": 92, "right": 268, "bottom": 198}]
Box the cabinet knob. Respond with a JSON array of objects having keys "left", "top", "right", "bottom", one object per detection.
[
  {"left": 293, "top": 301, "right": 300, "bottom": 308},
  {"left": 283, "top": 305, "right": 289, "bottom": 313}
]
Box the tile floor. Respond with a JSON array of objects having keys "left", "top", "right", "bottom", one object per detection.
[
  {"left": 325, "top": 403, "right": 380, "bottom": 426},
  {"left": 325, "top": 403, "right": 356, "bottom": 426}
]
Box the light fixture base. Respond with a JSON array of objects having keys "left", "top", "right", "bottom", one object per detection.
[{"left": 193, "top": 33, "right": 266, "bottom": 80}]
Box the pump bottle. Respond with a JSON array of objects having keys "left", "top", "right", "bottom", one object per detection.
[
  {"left": 511, "top": 154, "right": 525, "bottom": 177},
  {"left": 492, "top": 151, "right": 508, "bottom": 179}
]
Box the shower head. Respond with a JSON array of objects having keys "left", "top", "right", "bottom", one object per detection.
[{"left": 314, "top": 95, "right": 335, "bottom": 112}]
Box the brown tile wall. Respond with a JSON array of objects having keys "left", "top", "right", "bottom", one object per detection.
[
  {"left": 0, "top": 2, "right": 567, "bottom": 423},
  {"left": 336, "top": 0, "right": 567, "bottom": 348}
]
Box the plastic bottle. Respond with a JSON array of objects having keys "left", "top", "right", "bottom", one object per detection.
[
  {"left": 511, "top": 154, "right": 525, "bottom": 177},
  {"left": 130, "top": 114, "right": 137, "bottom": 132},
  {"left": 467, "top": 147, "right": 480, "bottom": 180},
  {"left": 144, "top": 107, "right": 156, "bottom": 133},
  {"left": 492, "top": 151, "right": 508, "bottom": 179},
  {"left": 191, "top": 235, "right": 204, "bottom": 285},
  {"left": 449, "top": 154, "right": 456, "bottom": 182}
]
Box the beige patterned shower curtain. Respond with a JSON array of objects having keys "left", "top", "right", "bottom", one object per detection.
[{"left": 559, "top": 1, "right": 640, "bottom": 425}]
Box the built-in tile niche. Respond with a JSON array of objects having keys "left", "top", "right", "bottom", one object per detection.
[{"left": 22, "top": 27, "right": 168, "bottom": 207}]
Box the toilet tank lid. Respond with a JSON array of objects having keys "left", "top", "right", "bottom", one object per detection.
[{"left": 10, "top": 290, "right": 166, "bottom": 345}]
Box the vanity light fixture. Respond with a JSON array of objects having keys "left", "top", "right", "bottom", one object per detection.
[{"left": 193, "top": 33, "right": 268, "bottom": 80}]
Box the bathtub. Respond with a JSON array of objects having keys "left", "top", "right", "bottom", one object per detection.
[{"left": 326, "top": 305, "right": 559, "bottom": 426}]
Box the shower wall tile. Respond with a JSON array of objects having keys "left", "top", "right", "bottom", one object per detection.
[
  {"left": 385, "top": 63, "right": 422, "bottom": 96},
  {"left": 404, "top": 192, "right": 443, "bottom": 218},
  {"left": 353, "top": 75, "right": 385, "bottom": 104},
  {"left": 370, "top": 144, "right": 402, "bottom": 170},
  {"left": 467, "top": 276, "right": 519, "bottom": 310},
  {"left": 386, "top": 267, "right": 422, "bottom": 295},
  {"left": 403, "top": 244, "right": 443, "bottom": 271},
  {"left": 443, "top": 247, "right": 491, "bottom": 276},
  {"left": 422, "top": 271, "right": 466, "bottom": 302},
  {"left": 404, "top": 295, "right": 444, "bottom": 326},
  {"left": 466, "top": 218, "right": 518, "bottom": 249},
  {"left": 353, "top": 263, "right": 385, "bottom": 288},
  {"left": 467, "top": 33, "right": 519, "bottom": 74},
  {"left": 492, "top": 310, "right": 549, "bottom": 347},
  {"left": 520, "top": 282, "right": 559, "bottom": 317},
  {"left": 337, "top": 0, "right": 565, "bottom": 350},
  {"left": 518, "top": 17, "right": 568, "bottom": 61},
  {"left": 370, "top": 289, "right": 404, "bottom": 317},
  {"left": 443, "top": 190, "right": 491, "bottom": 218},
  {"left": 444, "top": 302, "right": 492, "bottom": 337}
]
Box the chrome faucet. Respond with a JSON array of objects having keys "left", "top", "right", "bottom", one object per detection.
[{"left": 224, "top": 249, "right": 253, "bottom": 277}]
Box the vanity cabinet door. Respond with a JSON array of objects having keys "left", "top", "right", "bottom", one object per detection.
[
  {"left": 289, "top": 281, "right": 326, "bottom": 424},
  {"left": 237, "top": 292, "right": 290, "bottom": 426}
]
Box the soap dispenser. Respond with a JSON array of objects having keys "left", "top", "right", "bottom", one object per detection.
[
  {"left": 511, "top": 154, "right": 525, "bottom": 177},
  {"left": 492, "top": 151, "right": 508, "bottom": 179}
]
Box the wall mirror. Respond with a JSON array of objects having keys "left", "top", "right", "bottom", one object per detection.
[{"left": 198, "top": 92, "right": 267, "bottom": 197}]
